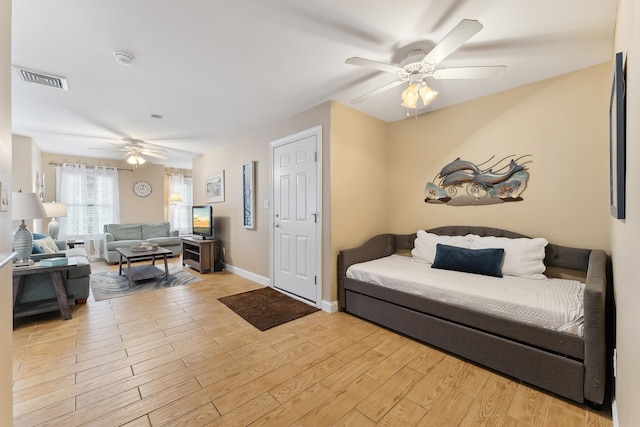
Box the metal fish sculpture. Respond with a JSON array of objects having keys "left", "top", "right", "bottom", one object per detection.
[
  {"left": 471, "top": 160, "right": 524, "bottom": 187},
  {"left": 441, "top": 170, "right": 476, "bottom": 187},
  {"left": 439, "top": 158, "right": 480, "bottom": 178}
]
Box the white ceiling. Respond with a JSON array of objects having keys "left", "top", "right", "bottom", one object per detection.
[{"left": 11, "top": 0, "right": 617, "bottom": 169}]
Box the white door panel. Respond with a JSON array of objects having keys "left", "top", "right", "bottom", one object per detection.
[{"left": 272, "top": 134, "right": 318, "bottom": 302}]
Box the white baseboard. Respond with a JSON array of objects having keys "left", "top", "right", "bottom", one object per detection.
[
  {"left": 222, "top": 263, "right": 270, "bottom": 287},
  {"left": 223, "top": 264, "right": 338, "bottom": 314},
  {"left": 321, "top": 300, "right": 338, "bottom": 313}
]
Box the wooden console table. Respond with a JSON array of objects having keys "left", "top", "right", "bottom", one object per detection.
[
  {"left": 181, "top": 237, "right": 219, "bottom": 273},
  {"left": 13, "top": 259, "right": 78, "bottom": 321}
]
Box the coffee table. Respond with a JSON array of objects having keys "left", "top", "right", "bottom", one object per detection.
[{"left": 116, "top": 247, "right": 172, "bottom": 288}]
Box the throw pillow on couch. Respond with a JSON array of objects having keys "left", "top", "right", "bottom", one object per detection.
[{"left": 32, "top": 234, "right": 60, "bottom": 254}]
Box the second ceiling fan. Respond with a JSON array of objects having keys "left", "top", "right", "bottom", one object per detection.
[{"left": 346, "top": 19, "right": 506, "bottom": 109}]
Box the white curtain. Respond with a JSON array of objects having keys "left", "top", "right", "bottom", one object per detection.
[
  {"left": 168, "top": 174, "right": 192, "bottom": 235},
  {"left": 56, "top": 164, "right": 120, "bottom": 260}
]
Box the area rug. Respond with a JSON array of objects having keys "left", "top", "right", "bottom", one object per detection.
[
  {"left": 90, "top": 266, "right": 203, "bottom": 302},
  {"left": 218, "top": 287, "right": 319, "bottom": 331}
]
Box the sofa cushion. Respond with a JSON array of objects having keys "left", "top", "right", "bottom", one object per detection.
[
  {"left": 142, "top": 222, "right": 170, "bottom": 239},
  {"left": 66, "top": 256, "right": 92, "bottom": 279},
  {"left": 146, "top": 236, "right": 182, "bottom": 246},
  {"left": 107, "top": 224, "right": 142, "bottom": 241},
  {"left": 432, "top": 244, "right": 504, "bottom": 278},
  {"left": 106, "top": 239, "right": 144, "bottom": 251},
  {"left": 34, "top": 236, "right": 60, "bottom": 254}
]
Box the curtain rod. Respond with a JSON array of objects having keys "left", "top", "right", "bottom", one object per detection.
[{"left": 48, "top": 161, "right": 133, "bottom": 171}]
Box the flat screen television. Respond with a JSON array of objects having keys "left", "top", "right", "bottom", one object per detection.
[{"left": 192, "top": 205, "right": 214, "bottom": 239}]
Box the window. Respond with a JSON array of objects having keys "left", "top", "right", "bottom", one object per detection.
[
  {"left": 168, "top": 174, "right": 193, "bottom": 235},
  {"left": 56, "top": 164, "right": 120, "bottom": 259}
]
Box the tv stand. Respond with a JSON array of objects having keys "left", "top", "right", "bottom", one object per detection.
[{"left": 181, "top": 237, "right": 219, "bottom": 274}]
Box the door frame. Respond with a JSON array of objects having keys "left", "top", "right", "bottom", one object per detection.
[{"left": 269, "top": 125, "right": 323, "bottom": 307}]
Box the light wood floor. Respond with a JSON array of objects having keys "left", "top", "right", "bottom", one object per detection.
[{"left": 13, "top": 258, "right": 612, "bottom": 426}]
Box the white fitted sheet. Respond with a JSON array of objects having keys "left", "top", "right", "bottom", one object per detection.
[{"left": 346, "top": 255, "right": 585, "bottom": 336}]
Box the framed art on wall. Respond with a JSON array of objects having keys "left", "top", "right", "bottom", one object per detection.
[
  {"left": 0, "top": 182, "right": 8, "bottom": 212},
  {"left": 206, "top": 171, "right": 225, "bottom": 203},
  {"left": 242, "top": 161, "right": 255, "bottom": 229},
  {"left": 610, "top": 51, "right": 626, "bottom": 219}
]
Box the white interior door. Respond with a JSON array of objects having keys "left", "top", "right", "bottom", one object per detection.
[{"left": 271, "top": 129, "right": 319, "bottom": 303}]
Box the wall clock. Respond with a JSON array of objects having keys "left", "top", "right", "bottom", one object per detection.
[{"left": 133, "top": 181, "right": 152, "bottom": 197}]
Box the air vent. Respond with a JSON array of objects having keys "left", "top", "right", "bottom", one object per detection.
[{"left": 13, "top": 66, "right": 68, "bottom": 90}]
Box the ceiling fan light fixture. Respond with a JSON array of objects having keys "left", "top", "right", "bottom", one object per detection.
[
  {"left": 419, "top": 84, "right": 438, "bottom": 106},
  {"left": 401, "top": 83, "right": 420, "bottom": 109},
  {"left": 127, "top": 153, "right": 146, "bottom": 165},
  {"left": 401, "top": 81, "right": 438, "bottom": 110}
]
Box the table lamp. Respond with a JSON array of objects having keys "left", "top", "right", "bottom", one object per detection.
[
  {"left": 43, "top": 201, "right": 68, "bottom": 240},
  {"left": 12, "top": 190, "right": 48, "bottom": 265},
  {"left": 169, "top": 193, "right": 183, "bottom": 204}
]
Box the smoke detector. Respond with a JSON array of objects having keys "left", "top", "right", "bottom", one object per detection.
[
  {"left": 113, "top": 51, "right": 135, "bottom": 65},
  {"left": 12, "top": 66, "right": 69, "bottom": 90}
]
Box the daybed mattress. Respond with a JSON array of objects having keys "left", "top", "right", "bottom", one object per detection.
[{"left": 346, "top": 254, "right": 585, "bottom": 336}]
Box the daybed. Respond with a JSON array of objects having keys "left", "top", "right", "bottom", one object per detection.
[
  {"left": 337, "top": 226, "right": 608, "bottom": 406},
  {"left": 103, "top": 222, "right": 182, "bottom": 264}
]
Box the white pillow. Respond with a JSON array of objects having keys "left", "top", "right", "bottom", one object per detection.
[
  {"left": 33, "top": 236, "right": 60, "bottom": 254},
  {"left": 470, "top": 235, "right": 548, "bottom": 280},
  {"left": 411, "top": 230, "right": 475, "bottom": 264}
]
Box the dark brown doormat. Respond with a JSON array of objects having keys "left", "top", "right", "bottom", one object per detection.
[{"left": 218, "top": 287, "right": 319, "bottom": 331}]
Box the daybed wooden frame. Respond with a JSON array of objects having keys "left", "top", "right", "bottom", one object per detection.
[{"left": 337, "top": 226, "right": 608, "bottom": 405}]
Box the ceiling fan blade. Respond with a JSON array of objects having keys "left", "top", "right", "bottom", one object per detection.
[
  {"left": 421, "top": 19, "right": 483, "bottom": 66},
  {"left": 433, "top": 66, "right": 506, "bottom": 79},
  {"left": 351, "top": 80, "right": 404, "bottom": 104},
  {"left": 140, "top": 152, "right": 169, "bottom": 160},
  {"left": 141, "top": 151, "right": 170, "bottom": 158},
  {"left": 346, "top": 57, "right": 404, "bottom": 74},
  {"left": 141, "top": 146, "right": 169, "bottom": 154}
]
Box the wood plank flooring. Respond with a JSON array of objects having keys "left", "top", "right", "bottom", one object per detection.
[{"left": 13, "top": 258, "right": 612, "bottom": 426}]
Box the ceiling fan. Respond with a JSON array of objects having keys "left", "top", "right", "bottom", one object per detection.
[
  {"left": 90, "top": 137, "right": 170, "bottom": 166},
  {"left": 346, "top": 19, "right": 506, "bottom": 109}
]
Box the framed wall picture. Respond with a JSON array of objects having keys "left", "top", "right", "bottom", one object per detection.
[
  {"left": 0, "top": 181, "right": 8, "bottom": 212},
  {"left": 205, "top": 171, "right": 225, "bottom": 203},
  {"left": 609, "top": 51, "right": 626, "bottom": 219},
  {"left": 242, "top": 161, "right": 255, "bottom": 229}
]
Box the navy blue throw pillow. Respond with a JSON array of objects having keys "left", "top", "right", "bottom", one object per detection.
[
  {"left": 32, "top": 243, "right": 44, "bottom": 254},
  {"left": 432, "top": 244, "right": 504, "bottom": 278}
]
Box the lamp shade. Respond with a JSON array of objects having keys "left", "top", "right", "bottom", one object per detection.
[
  {"left": 11, "top": 191, "right": 47, "bottom": 220},
  {"left": 43, "top": 201, "right": 68, "bottom": 218},
  {"left": 169, "top": 193, "right": 183, "bottom": 203}
]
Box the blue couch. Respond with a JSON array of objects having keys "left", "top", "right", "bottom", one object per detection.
[
  {"left": 103, "top": 222, "right": 182, "bottom": 264},
  {"left": 16, "top": 238, "right": 91, "bottom": 305}
]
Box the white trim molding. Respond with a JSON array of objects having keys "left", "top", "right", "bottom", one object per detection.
[{"left": 222, "top": 263, "right": 270, "bottom": 287}]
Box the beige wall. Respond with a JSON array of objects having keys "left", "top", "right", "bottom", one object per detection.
[
  {"left": 611, "top": 0, "right": 640, "bottom": 424},
  {"left": 0, "top": 0, "right": 13, "bottom": 422},
  {"left": 12, "top": 134, "right": 44, "bottom": 232},
  {"left": 41, "top": 153, "right": 167, "bottom": 225},
  {"left": 329, "top": 103, "right": 389, "bottom": 299},
  {"left": 387, "top": 64, "right": 611, "bottom": 251},
  {"left": 193, "top": 103, "right": 332, "bottom": 297}
]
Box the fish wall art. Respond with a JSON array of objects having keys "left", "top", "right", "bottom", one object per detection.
[{"left": 424, "top": 155, "right": 531, "bottom": 206}]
